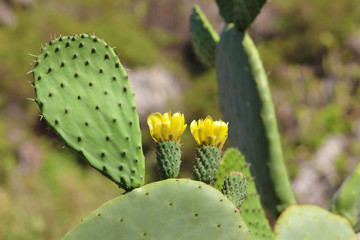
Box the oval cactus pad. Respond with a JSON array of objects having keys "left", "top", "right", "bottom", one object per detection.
[
  {"left": 62, "top": 179, "right": 252, "bottom": 240},
  {"left": 274, "top": 205, "right": 357, "bottom": 240},
  {"left": 33, "top": 34, "right": 145, "bottom": 190}
]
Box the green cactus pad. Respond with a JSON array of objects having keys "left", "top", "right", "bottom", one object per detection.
[
  {"left": 330, "top": 161, "right": 360, "bottom": 232},
  {"left": 155, "top": 140, "right": 181, "bottom": 179},
  {"left": 62, "top": 179, "right": 253, "bottom": 240},
  {"left": 222, "top": 172, "right": 248, "bottom": 209},
  {"left": 33, "top": 34, "right": 145, "bottom": 190},
  {"left": 232, "top": 0, "right": 266, "bottom": 31},
  {"left": 215, "top": 148, "right": 274, "bottom": 240},
  {"left": 193, "top": 145, "right": 222, "bottom": 184},
  {"left": 274, "top": 205, "right": 357, "bottom": 240},
  {"left": 216, "top": 25, "right": 295, "bottom": 217},
  {"left": 190, "top": 5, "right": 220, "bottom": 68},
  {"left": 215, "top": 0, "right": 266, "bottom": 31},
  {"left": 215, "top": 0, "right": 234, "bottom": 23}
]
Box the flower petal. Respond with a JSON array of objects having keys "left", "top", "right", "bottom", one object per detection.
[
  {"left": 147, "top": 111, "right": 187, "bottom": 142},
  {"left": 190, "top": 116, "right": 228, "bottom": 148}
]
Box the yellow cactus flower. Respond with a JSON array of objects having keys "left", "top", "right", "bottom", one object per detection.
[
  {"left": 190, "top": 116, "right": 228, "bottom": 148},
  {"left": 147, "top": 111, "right": 187, "bottom": 142}
]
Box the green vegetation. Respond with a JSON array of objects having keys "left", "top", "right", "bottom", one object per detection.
[{"left": 1, "top": 0, "right": 360, "bottom": 238}]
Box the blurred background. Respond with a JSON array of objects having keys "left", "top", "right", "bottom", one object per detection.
[{"left": 1, "top": 0, "right": 360, "bottom": 238}]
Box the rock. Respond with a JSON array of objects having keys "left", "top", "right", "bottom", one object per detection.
[
  {"left": 128, "top": 66, "right": 183, "bottom": 121},
  {"left": 292, "top": 135, "right": 348, "bottom": 206},
  {"left": 0, "top": 2, "right": 16, "bottom": 26}
]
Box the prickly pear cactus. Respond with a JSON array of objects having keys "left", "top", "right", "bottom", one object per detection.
[
  {"left": 221, "top": 172, "right": 248, "bottom": 209},
  {"left": 193, "top": 145, "right": 222, "bottom": 184},
  {"left": 215, "top": 148, "right": 274, "bottom": 240},
  {"left": 215, "top": 0, "right": 233, "bottom": 23},
  {"left": 274, "top": 205, "right": 357, "bottom": 240},
  {"left": 216, "top": 25, "right": 295, "bottom": 216},
  {"left": 32, "top": 34, "right": 145, "bottom": 190},
  {"left": 232, "top": 0, "right": 267, "bottom": 31},
  {"left": 62, "top": 179, "right": 253, "bottom": 240},
  {"left": 190, "top": 5, "right": 219, "bottom": 67},
  {"left": 155, "top": 141, "right": 181, "bottom": 179},
  {"left": 330, "top": 161, "right": 360, "bottom": 232},
  {"left": 214, "top": 0, "right": 267, "bottom": 31},
  {"left": 190, "top": 3, "right": 295, "bottom": 217}
]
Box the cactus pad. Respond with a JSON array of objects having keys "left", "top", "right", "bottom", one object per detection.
[
  {"left": 62, "top": 179, "right": 252, "bottom": 240},
  {"left": 330, "top": 161, "right": 360, "bottom": 232},
  {"left": 274, "top": 205, "right": 357, "bottom": 240},
  {"left": 215, "top": 0, "right": 266, "bottom": 31},
  {"left": 193, "top": 145, "right": 222, "bottom": 184},
  {"left": 232, "top": 0, "right": 266, "bottom": 31},
  {"left": 33, "top": 34, "right": 145, "bottom": 190},
  {"left": 215, "top": 148, "right": 274, "bottom": 240},
  {"left": 216, "top": 25, "right": 295, "bottom": 216},
  {"left": 222, "top": 172, "right": 248, "bottom": 209},
  {"left": 155, "top": 140, "right": 181, "bottom": 179},
  {"left": 190, "top": 5, "right": 219, "bottom": 68},
  {"left": 215, "top": 0, "right": 234, "bottom": 23}
]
